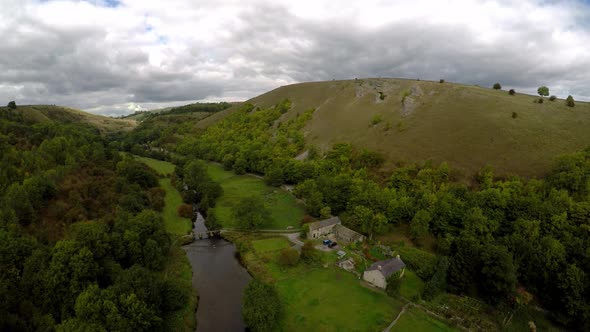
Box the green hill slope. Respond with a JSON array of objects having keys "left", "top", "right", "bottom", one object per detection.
[
  {"left": 197, "top": 78, "right": 590, "bottom": 178},
  {"left": 1, "top": 104, "right": 136, "bottom": 134}
]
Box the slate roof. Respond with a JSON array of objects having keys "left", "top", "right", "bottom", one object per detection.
[
  {"left": 366, "top": 257, "right": 406, "bottom": 278},
  {"left": 308, "top": 216, "right": 341, "bottom": 231}
]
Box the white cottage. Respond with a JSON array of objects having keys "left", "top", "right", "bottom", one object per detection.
[{"left": 362, "top": 256, "right": 406, "bottom": 289}]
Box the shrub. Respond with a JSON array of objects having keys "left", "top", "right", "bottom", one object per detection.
[
  {"left": 7, "top": 101, "right": 16, "bottom": 109},
  {"left": 537, "top": 98, "right": 544, "bottom": 104},
  {"left": 371, "top": 115, "right": 383, "bottom": 126},
  {"left": 512, "top": 112, "right": 518, "bottom": 119},
  {"left": 177, "top": 204, "right": 193, "bottom": 218},
  {"left": 549, "top": 95, "right": 557, "bottom": 101},
  {"left": 493, "top": 83, "right": 501, "bottom": 90},
  {"left": 386, "top": 271, "right": 402, "bottom": 297},
  {"left": 384, "top": 121, "right": 392, "bottom": 131},
  {"left": 566, "top": 95, "right": 575, "bottom": 107},
  {"left": 439, "top": 79, "right": 445, "bottom": 83},
  {"left": 508, "top": 89, "right": 515, "bottom": 95},
  {"left": 378, "top": 92, "right": 386, "bottom": 100},
  {"left": 278, "top": 247, "right": 300, "bottom": 267}
]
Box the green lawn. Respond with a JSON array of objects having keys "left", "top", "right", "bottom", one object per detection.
[
  {"left": 277, "top": 268, "right": 403, "bottom": 332},
  {"left": 134, "top": 155, "right": 176, "bottom": 175},
  {"left": 252, "top": 237, "right": 291, "bottom": 253},
  {"left": 160, "top": 178, "right": 192, "bottom": 236},
  {"left": 400, "top": 270, "right": 425, "bottom": 300},
  {"left": 206, "top": 163, "right": 305, "bottom": 230},
  {"left": 391, "top": 307, "right": 456, "bottom": 332}
]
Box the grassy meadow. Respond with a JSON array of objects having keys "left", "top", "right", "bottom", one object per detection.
[
  {"left": 160, "top": 178, "right": 192, "bottom": 236},
  {"left": 197, "top": 78, "right": 590, "bottom": 178},
  {"left": 206, "top": 163, "right": 305, "bottom": 230}
]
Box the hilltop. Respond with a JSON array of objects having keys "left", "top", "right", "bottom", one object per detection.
[
  {"left": 0, "top": 104, "right": 136, "bottom": 134},
  {"left": 197, "top": 78, "right": 590, "bottom": 178}
]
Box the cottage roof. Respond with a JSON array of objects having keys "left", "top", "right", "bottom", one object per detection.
[
  {"left": 308, "top": 216, "right": 341, "bottom": 231},
  {"left": 333, "top": 224, "right": 364, "bottom": 240},
  {"left": 366, "top": 257, "right": 406, "bottom": 278}
]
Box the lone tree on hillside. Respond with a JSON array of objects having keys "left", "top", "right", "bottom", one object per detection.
[
  {"left": 7, "top": 101, "right": 16, "bottom": 109},
  {"left": 493, "top": 83, "right": 502, "bottom": 90},
  {"left": 566, "top": 95, "right": 575, "bottom": 107},
  {"left": 508, "top": 89, "right": 515, "bottom": 95},
  {"left": 537, "top": 86, "right": 549, "bottom": 97}
]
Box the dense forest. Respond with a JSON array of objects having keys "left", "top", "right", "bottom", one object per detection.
[
  {"left": 165, "top": 101, "right": 590, "bottom": 329},
  {"left": 0, "top": 107, "right": 189, "bottom": 331}
]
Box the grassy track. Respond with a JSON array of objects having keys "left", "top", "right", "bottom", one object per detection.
[{"left": 206, "top": 163, "right": 305, "bottom": 230}]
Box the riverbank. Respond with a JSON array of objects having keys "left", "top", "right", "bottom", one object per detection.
[{"left": 134, "top": 155, "right": 197, "bottom": 332}]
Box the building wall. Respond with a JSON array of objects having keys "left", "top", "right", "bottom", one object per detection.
[
  {"left": 308, "top": 224, "right": 337, "bottom": 239},
  {"left": 362, "top": 270, "right": 386, "bottom": 289}
]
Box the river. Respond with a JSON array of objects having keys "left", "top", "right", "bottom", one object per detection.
[{"left": 182, "top": 213, "right": 251, "bottom": 332}]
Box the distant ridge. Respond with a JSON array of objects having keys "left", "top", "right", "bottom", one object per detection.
[
  {"left": 0, "top": 104, "right": 136, "bottom": 134},
  {"left": 194, "top": 78, "right": 590, "bottom": 178}
]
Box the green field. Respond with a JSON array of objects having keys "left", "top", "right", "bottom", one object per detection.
[
  {"left": 134, "top": 155, "right": 176, "bottom": 175},
  {"left": 277, "top": 268, "right": 403, "bottom": 332},
  {"left": 160, "top": 178, "right": 192, "bottom": 235},
  {"left": 197, "top": 78, "right": 590, "bottom": 178},
  {"left": 206, "top": 163, "right": 305, "bottom": 230},
  {"left": 391, "top": 307, "right": 456, "bottom": 332},
  {"left": 134, "top": 156, "right": 192, "bottom": 236},
  {"left": 252, "top": 237, "right": 291, "bottom": 253}
]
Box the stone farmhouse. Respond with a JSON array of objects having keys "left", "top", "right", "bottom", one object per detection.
[
  {"left": 307, "top": 216, "right": 365, "bottom": 244},
  {"left": 362, "top": 256, "right": 406, "bottom": 289}
]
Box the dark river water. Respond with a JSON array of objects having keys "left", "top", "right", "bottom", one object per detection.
[{"left": 182, "top": 213, "right": 251, "bottom": 332}]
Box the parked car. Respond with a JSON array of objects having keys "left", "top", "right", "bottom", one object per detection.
[
  {"left": 328, "top": 242, "right": 338, "bottom": 248},
  {"left": 323, "top": 239, "right": 332, "bottom": 246}
]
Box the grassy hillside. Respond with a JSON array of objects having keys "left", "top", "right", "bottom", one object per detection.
[
  {"left": 1, "top": 104, "right": 136, "bottom": 134},
  {"left": 197, "top": 78, "right": 590, "bottom": 178}
]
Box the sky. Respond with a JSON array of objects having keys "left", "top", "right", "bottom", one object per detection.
[{"left": 0, "top": 0, "right": 589, "bottom": 116}]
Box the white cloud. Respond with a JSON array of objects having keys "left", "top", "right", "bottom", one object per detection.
[{"left": 0, "top": 0, "right": 589, "bottom": 115}]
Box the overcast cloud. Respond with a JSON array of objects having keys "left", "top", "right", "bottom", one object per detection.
[{"left": 0, "top": 0, "right": 589, "bottom": 116}]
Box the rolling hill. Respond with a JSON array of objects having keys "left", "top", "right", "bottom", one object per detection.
[
  {"left": 196, "top": 78, "right": 590, "bottom": 178},
  {"left": 0, "top": 104, "right": 136, "bottom": 134}
]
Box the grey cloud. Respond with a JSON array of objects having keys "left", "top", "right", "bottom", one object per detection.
[{"left": 0, "top": 0, "right": 589, "bottom": 116}]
